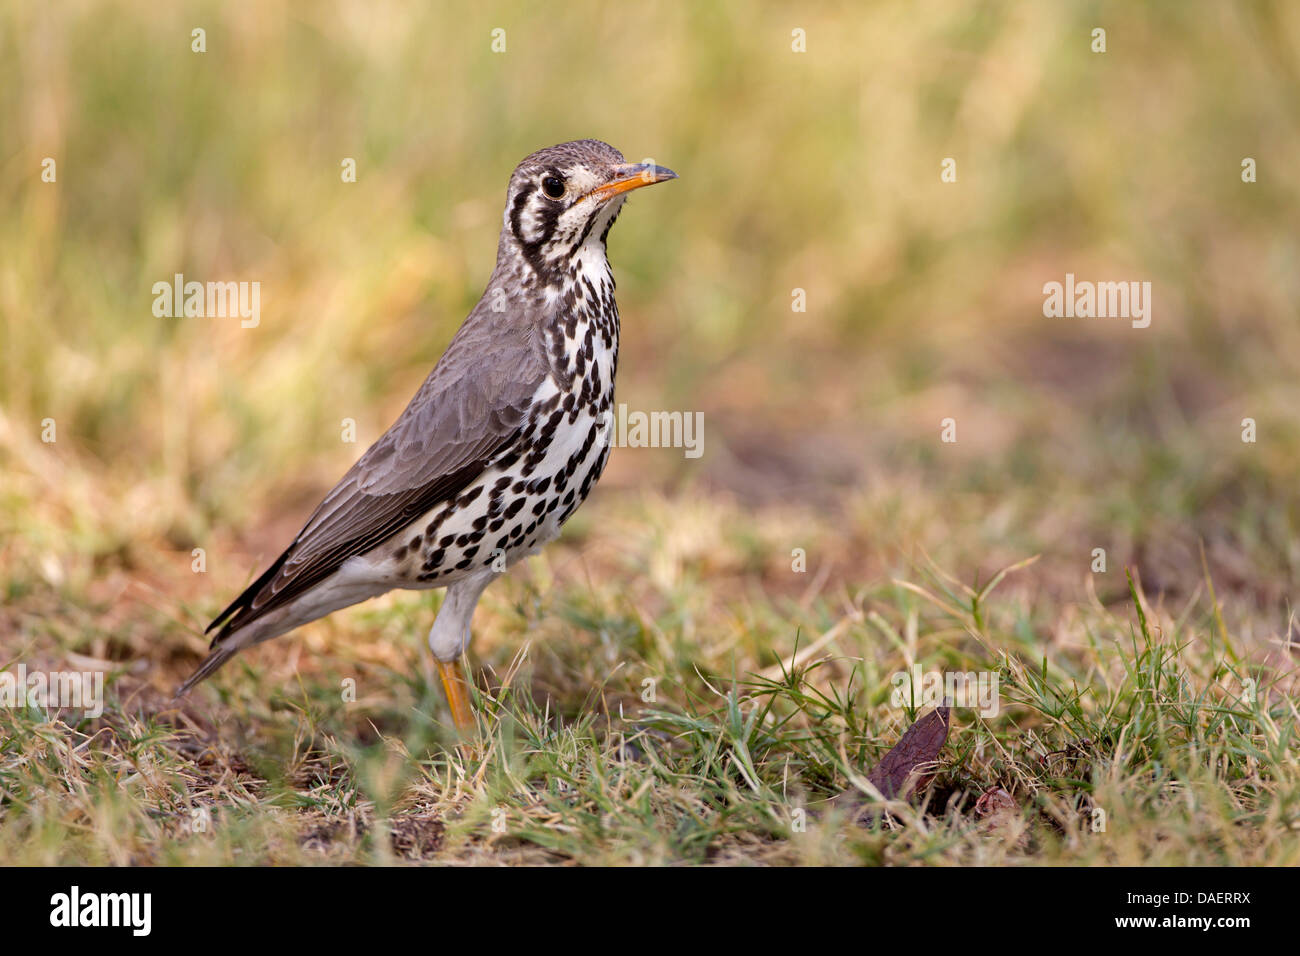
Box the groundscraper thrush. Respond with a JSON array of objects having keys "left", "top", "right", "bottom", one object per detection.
[{"left": 178, "top": 140, "right": 678, "bottom": 731}]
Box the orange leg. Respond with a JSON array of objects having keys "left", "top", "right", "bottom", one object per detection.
[{"left": 436, "top": 658, "right": 477, "bottom": 734}]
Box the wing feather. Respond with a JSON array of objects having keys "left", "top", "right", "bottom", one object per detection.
[{"left": 206, "top": 310, "right": 549, "bottom": 645}]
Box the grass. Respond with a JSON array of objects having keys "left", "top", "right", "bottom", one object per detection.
[
  {"left": 1, "top": 501, "right": 1296, "bottom": 865},
  {"left": 2, "top": 0, "right": 1299, "bottom": 865}
]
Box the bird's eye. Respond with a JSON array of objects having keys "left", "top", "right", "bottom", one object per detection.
[{"left": 541, "top": 176, "right": 567, "bottom": 200}]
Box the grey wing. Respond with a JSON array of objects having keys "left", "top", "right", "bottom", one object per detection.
[{"left": 204, "top": 314, "right": 548, "bottom": 646}]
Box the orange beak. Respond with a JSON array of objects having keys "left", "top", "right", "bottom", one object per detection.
[{"left": 586, "top": 162, "right": 679, "bottom": 203}]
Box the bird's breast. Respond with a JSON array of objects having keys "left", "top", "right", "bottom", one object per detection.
[{"left": 547, "top": 264, "right": 620, "bottom": 412}]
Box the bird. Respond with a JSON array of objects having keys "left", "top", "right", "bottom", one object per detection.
[{"left": 177, "top": 139, "right": 678, "bottom": 732}]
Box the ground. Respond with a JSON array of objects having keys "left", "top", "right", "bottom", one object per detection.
[{"left": 2, "top": 463, "right": 1297, "bottom": 865}]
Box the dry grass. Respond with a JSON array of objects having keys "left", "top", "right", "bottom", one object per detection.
[{"left": 2, "top": 489, "right": 1297, "bottom": 865}]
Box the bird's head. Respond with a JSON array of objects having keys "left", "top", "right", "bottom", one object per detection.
[{"left": 498, "top": 139, "right": 677, "bottom": 284}]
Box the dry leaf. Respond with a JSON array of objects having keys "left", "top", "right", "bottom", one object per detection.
[{"left": 866, "top": 706, "right": 950, "bottom": 800}]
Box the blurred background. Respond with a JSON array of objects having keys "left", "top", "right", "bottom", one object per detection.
[{"left": 2, "top": 0, "right": 1299, "bottom": 662}]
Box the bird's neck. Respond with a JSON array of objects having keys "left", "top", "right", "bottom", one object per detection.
[
  {"left": 486, "top": 234, "right": 621, "bottom": 399},
  {"left": 545, "top": 241, "right": 620, "bottom": 406}
]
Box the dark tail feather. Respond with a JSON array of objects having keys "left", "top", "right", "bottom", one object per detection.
[
  {"left": 178, "top": 559, "right": 283, "bottom": 696},
  {"left": 175, "top": 645, "right": 240, "bottom": 698},
  {"left": 204, "top": 550, "right": 292, "bottom": 642},
  {"left": 181, "top": 549, "right": 298, "bottom": 696}
]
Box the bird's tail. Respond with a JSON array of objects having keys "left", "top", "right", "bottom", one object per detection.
[
  {"left": 175, "top": 645, "right": 240, "bottom": 698},
  {"left": 176, "top": 553, "right": 288, "bottom": 698}
]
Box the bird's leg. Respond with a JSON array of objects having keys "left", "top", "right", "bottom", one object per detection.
[
  {"left": 428, "top": 570, "right": 498, "bottom": 735},
  {"left": 436, "top": 658, "right": 476, "bottom": 733}
]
